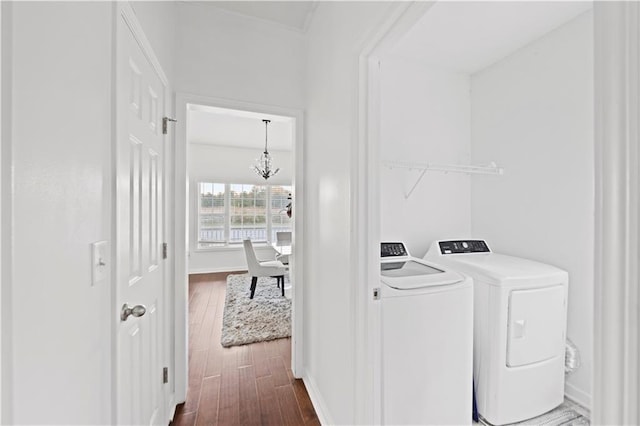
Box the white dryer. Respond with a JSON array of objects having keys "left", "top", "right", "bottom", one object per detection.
[
  {"left": 380, "top": 242, "right": 473, "bottom": 425},
  {"left": 425, "top": 240, "right": 568, "bottom": 426}
]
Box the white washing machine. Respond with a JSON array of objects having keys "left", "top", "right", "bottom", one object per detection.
[
  {"left": 425, "top": 240, "right": 568, "bottom": 425},
  {"left": 380, "top": 242, "right": 473, "bottom": 425}
]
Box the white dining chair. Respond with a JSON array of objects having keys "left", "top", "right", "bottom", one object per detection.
[
  {"left": 243, "top": 239, "right": 287, "bottom": 299},
  {"left": 275, "top": 231, "right": 292, "bottom": 265}
]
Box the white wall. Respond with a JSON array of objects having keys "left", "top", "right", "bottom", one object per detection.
[
  {"left": 189, "top": 143, "right": 293, "bottom": 185},
  {"left": 10, "top": 3, "right": 113, "bottom": 423},
  {"left": 174, "top": 1, "right": 304, "bottom": 274},
  {"left": 380, "top": 57, "right": 471, "bottom": 257},
  {"left": 470, "top": 11, "right": 594, "bottom": 407},
  {"left": 305, "top": 2, "right": 394, "bottom": 423},
  {"left": 4, "top": 2, "right": 177, "bottom": 424},
  {"left": 175, "top": 3, "right": 305, "bottom": 109},
  {"left": 188, "top": 143, "right": 292, "bottom": 273}
]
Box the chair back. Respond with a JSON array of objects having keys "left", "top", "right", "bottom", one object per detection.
[
  {"left": 276, "top": 231, "right": 292, "bottom": 244},
  {"left": 243, "top": 239, "right": 261, "bottom": 274}
]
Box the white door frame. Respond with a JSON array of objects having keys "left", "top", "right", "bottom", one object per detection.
[
  {"left": 0, "top": 3, "right": 11, "bottom": 424},
  {"left": 352, "top": 3, "right": 434, "bottom": 423},
  {"left": 114, "top": 4, "right": 174, "bottom": 423},
  {"left": 173, "top": 93, "right": 305, "bottom": 403},
  {"left": 593, "top": 2, "right": 640, "bottom": 424}
]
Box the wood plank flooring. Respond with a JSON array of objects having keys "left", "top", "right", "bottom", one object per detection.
[{"left": 172, "top": 272, "right": 319, "bottom": 426}]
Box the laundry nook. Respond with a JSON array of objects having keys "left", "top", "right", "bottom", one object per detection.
[{"left": 376, "top": 2, "right": 594, "bottom": 424}]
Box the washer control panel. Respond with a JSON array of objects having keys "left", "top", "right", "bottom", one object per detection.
[
  {"left": 381, "top": 242, "right": 409, "bottom": 258},
  {"left": 439, "top": 240, "right": 490, "bottom": 254}
]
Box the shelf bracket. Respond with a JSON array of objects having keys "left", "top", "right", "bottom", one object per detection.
[{"left": 404, "top": 169, "right": 427, "bottom": 199}]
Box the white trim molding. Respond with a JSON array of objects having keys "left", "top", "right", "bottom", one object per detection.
[
  {"left": 189, "top": 267, "right": 248, "bottom": 275},
  {"left": 119, "top": 5, "right": 168, "bottom": 87},
  {"left": 565, "top": 382, "right": 592, "bottom": 412},
  {"left": 354, "top": 3, "right": 437, "bottom": 424},
  {"left": 0, "top": 2, "right": 12, "bottom": 424},
  {"left": 594, "top": 2, "right": 640, "bottom": 424},
  {"left": 303, "top": 374, "right": 334, "bottom": 426}
]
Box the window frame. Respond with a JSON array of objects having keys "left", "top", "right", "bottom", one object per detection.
[{"left": 195, "top": 182, "right": 291, "bottom": 250}]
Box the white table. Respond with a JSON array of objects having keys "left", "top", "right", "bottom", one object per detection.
[{"left": 271, "top": 242, "right": 292, "bottom": 256}]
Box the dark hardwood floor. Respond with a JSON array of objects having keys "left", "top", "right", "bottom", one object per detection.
[{"left": 172, "top": 272, "right": 319, "bottom": 426}]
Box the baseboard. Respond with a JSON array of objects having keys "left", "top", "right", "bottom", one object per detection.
[
  {"left": 167, "top": 395, "right": 176, "bottom": 423},
  {"left": 565, "top": 382, "right": 591, "bottom": 412},
  {"left": 303, "top": 373, "right": 334, "bottom": 426},
  {"left": 189, "top": 267, "right": 247, "bottom": 275}
]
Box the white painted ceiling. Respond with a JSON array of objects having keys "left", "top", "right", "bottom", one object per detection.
[
  {"left": 390, "top": 1, "right": 593, "bottom": 74},
  {"left": 187, "top": 104, "right": 293, "bottom": 151},
  {"left": 207, "top": 1, "right": 316, "bottom": 32}
]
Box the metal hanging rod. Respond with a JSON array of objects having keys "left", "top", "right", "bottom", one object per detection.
[{"left": 382, "top": 160, "right": 504, "bottom": 199}]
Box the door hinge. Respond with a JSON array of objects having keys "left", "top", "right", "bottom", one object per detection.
[
  {"left": 163, "top": 367, "right": 169, "bottom": 384},
  {"left": 162, "top": 242, "right": 168, "bottom": 259},
  {"left": 162, "top": 117, "right": 177, "bottom": 135},
  {"left": 373, "top": 288, "right": 381, "bottom": 300}
]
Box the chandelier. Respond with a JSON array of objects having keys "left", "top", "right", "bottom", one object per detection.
[{"left": 252, "top": 119, "right": 280, "bottom": 180}]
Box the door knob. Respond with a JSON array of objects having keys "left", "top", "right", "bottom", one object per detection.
[{"left": 121, "top": 303, "right": 147, "bottom": 321}]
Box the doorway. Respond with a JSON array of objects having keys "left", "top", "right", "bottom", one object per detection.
[
  {"left": 173, "top": 94, "right": 305, "bottom": 408},
  {"left": 362, "top": 1, "right": 595, "bottom": 423},
  {"left": 172, "top": 272, "right": 317, "bottom": 424}
]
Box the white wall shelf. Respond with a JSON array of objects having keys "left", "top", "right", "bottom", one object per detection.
[{"left": 382, "top": 160, "right": 504, "bottom": 199}]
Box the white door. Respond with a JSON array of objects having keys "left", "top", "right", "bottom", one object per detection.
[
  {"left": 507, "top": 285, "right": 566, "bottom": 367},
  {"left": 116, "top": 9, "right": 166, "bottom": 425}
]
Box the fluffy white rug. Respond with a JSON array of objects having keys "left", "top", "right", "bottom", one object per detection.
[{"left": 220, "top": 274, "right": 291, "bottom": 347}]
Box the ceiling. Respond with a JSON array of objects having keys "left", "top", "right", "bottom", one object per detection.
[
  {"left": 390, "top": 1, "right": 593, "bottom": 74},
  {"left": 205, "top": 1, "right": 316, "bottom": 32},
  {"left": 187, "top": 104, "right": 294, "bottom": 151}
]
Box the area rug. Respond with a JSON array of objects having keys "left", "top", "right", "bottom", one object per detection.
[{"left": 220, "top": 273, "right": 291, "bottom": 347}]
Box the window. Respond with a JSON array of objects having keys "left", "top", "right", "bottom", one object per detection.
[
  {"left": 198, "top": 183, "right": 226, "bottom": 245},
  {"left": 229, "top": 183, "right": 267, "bottom": 242},
  {"left": 270, "top": 185, "right": 292, "bottom": 241},
  {"left": 197, "top": 182, "right": 291, "bottom": 248}
]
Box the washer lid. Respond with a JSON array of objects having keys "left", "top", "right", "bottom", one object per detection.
[
  {"left": 437, "top": 253, "right": 567, "bottom": 286},
  {"left": 381, "top": 258, "right": 464, "bottom": 290},
  {"left": 381, "top": 260, "right": 443, "bottom": 277}
]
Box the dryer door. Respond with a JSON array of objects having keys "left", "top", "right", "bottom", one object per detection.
[{"left": 506, "top": 285, "right": 565, "bottom": 367}]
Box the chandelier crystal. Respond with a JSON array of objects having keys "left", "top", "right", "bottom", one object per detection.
[{"left": 253, "top": 119, "right": 280, "bottom": 180}]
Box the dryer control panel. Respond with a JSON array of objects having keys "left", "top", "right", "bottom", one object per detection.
[
  {"left": 439, "top": 240, "right": 490, "bottom": 254},
  {"left": 381, "top": 242, "right": 408, "bottom": 257}
]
